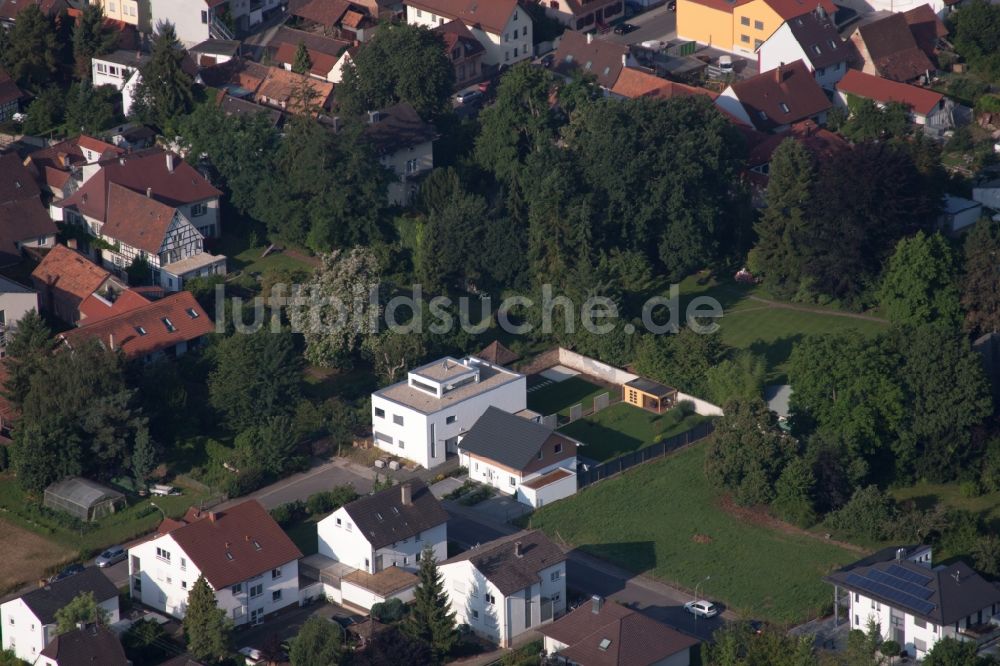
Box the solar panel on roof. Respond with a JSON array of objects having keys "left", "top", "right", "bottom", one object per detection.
[
  {"left": 844, "top": 572, "right": 937, "bottom": 617},
  {"left": 868, "top": 569, "right": 934, "bottom": 600},
  {"left": 887, "top": 564, "right": 932, "bottom": 585}
]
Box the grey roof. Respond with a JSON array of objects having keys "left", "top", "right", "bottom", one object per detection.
[
  {"left": 219, "top": 94, "right": 284, "bottom": 126},
  {"left": 363, "top": 102, "right": 438, "bottom": 155},
  {"left": 786, "top": 10, "right": 849, "bottom": 69},
  {"left": 40, "top": 624, "right": 127, "bottom": 666},
  {"left": 44, "top": 477, "right": 124, "bottom": 509},
  {"left": 624, "top": 377, "right": 675, "bottom": 397},
  {"left": 21, "top": 567, "right": 118, "bottom": 624},
  {"left": 459, "top": 406, "right": 573, "bottom": 471},
  {"left": 764, "top": 384, "right": 792, "bottom": 419},
  {"left": 343, "top": 480, "right": 448, "bottom": 550},
  {"left": 826, "top": 556, "right": 1000, "bottom": 625},
  {"left": 189, "top": 39, "right": 242, "bottom": 56},
  {"left": 95, "top": 49, "right": 151, "bottom": 68},
  {"left": 443, "top": 530, "right": 566, "bottom": 596}
]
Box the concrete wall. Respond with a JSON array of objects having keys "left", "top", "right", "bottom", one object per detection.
[
  {"left": 557, "top": 348, "right": 638, "bottom": 385},
  {"left": 149, "top": 0, "right": 210, "bottom": 47},
  {"left": 676, "top": 391, "right": 724, "bottom": 416}
]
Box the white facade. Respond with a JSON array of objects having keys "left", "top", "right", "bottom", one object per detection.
[
  {"left": 519, "top": 472, "right": 578, "bottom": 509},
  {"left": 757, "top": 23, "right": 848, "bottom": 89},
  {"left": 381, "top": 139, "right": 434, "bottom": 206},
  {"left": 440, "top": 558, "right": 566, "bottom": 647},
  {"left": 92, "top": 57, "right": 144, "bottom": 117},
  {"left": 461, "top": 452, "right": 577, "bottom": 506},
  {"left": 1, "top": 594, "right": 119, "bottom": 664},
  {"left": 317, "top": 508, "right": 447, "bottom": 574},
  {"left": 405, "top": 3, "right": 533, "bottom": 66},
  {"left": 0, "top": 278, "right": 39, "bottom": 350},
  {"left": 149, "top": 0, "right": 211, "bottom": 46},
  {"left": 127, "top": 534, "right": 300, "bottom": 626},
  {"left": 371, "top": 357, "right": 527, "bottom": 469}
]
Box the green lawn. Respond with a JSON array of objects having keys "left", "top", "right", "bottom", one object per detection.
[
  {"left": 892, "top": 482, "right": 1000, "bottom": 522},
  {"left": 559, "top": 403, "right": 709, "bottom": 462},
  {"left": 528, "top": 442, "right": 858, "bottom": 625},
  {"left": 527, "top": 377, "right": 610, "bottom": 417},
  {"left": 217, "top": 229, "right": 316, "bottom": 276}
]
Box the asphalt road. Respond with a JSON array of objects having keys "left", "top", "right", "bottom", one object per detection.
[
  {"left": 600, "top": 5, "right": 678, "bottom": 46},
  {"left": 221, "top": 458, "right": 375, "bottom": 512}
]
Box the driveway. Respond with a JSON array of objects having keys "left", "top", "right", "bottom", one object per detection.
[{"left": 600, "top": 5, "right": 677, "bottom": 46}]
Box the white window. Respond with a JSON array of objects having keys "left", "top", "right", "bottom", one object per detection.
[
  {"left": 551, "top": 571, "right": 561, "bottom": 581},
  {"left": 272, "top": 567, "right": 282, "bottom": 579},
  {"left": 249, "top": 584, "right": 263, "bottom": 598},
  {"left": 181, "top": 581, "right": 187, "bottom": 589},
  {"left": 446, "top": 415, "right": 456, "bottom": 424},
  {"left": 416, "top": 8, "right": 421, "bottom": 16},
  {"left": 96, "top": 63, "right": 107, "bottom": 74},
  {"left": 554, "top": 443, "right": 562, "bottom": 454},
  {"left": 399, "top": 440, "right": 405, "bottom": 449},
  {"left": 346, "top": 522, "right": 353, "bottom": 532},
  {"left": 156, "top": 547, "right": 171, "bottom": 562},
  {"left": 272, "top": 590, "right": 282, "bottom": 602},
  {"left": 191, "top": 202, "right": 207, "bottom": 217},
  {"left": 504, "top": 32, "right": 509, "bottom": 42},
  {"left": 406, "top": 159, "right": 418, "bottom": 174},
  {"left": 201, "top": 10, "right": 208, "bottom": 23},
  {"left": 180, "top": 557, "right": 186, "bottom": 571},
  {"left": 375, "top": 408, "right": 385, "bottom": 418},
  {"left": 336, "top": 517, "right": 342, "bottom": 526},
  {"left": 472, "top": 610, "right": 479, "bottom": 621},
  {"left": 914, "top": 617, "right": 926, "bottom": 629},
  {"left": 509, "top": 476, "right": 516, "bottom": 486},
  {"left": 514, "top": 9, "right": 518, "bottom": 20},
  {"left": 109, "top": 2, "right": 116, "bottom": 10}
]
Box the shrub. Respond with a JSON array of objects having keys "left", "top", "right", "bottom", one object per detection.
[
  {"left": 270, "top": 500, "right": 306, "bottom": 528},
  {"left": 960, "top": 480, "right": 982, "bottom": 498},
  {"left": 370, "top": 597, "right": 407, "bottom": 623},
  {"left": 224, "top": 467, "right": 265, "bottom": 497},
  {"left": 0, "top": 446, "right": 8, "bottom": 472},
  {"left": 827, "top": 486, "right": 898, "bottom": 540},
  {"left": 306, "top": 485, "right": 359, "bottom": 515}
]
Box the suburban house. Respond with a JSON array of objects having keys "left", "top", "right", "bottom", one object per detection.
[
  {"left": 188, "top": 38, "right": 242, "bottom": 67},
  {"left": 836, "top": 69, "right": 957, "bottom": 128},
  {"left": 218, "top": 92, "right": 285, "bottom": 126},
  {"left": 756, "top": 7, "right": 849, "bottom": 89},
  {"left": 128, "top": 501, "right": 302, "bottom": 626},
  {"left": 0, "top": 0, "right": 69, "bottom": 27},
  {"left": 440, "top": 530, "right": 567, "bottom": 647},
  {"left": 458, "top": 406, "right": 580, "bottom": 508},
  {"left": 544, "top": 0, "right": 624, "bottom": 31},
  {"left": 0, "top": 153, "right": 59, "bottom": 266},
  {"left": 0, "top": 275, "right": 38, "bottom": 351},
  {"left": 826, "top": 545, "right": 1000, "bottom": 659},
  {"left": 743, "top": 119, "right": 847, "bottom": 193},
  {"left": 363, "top": 102, "right": 438, "bottom": 206},
  {"left": 676, "top": 0, "right": 836, "bottom": 56},
  {"left": 846, "top": 10, "right": 937, "bottom": 82},
  {"left": 91, "top": 50, "right": 149, "bottom": 117},
  {"left": 148, "top": 0, "right": 282, "bottom": 43},
  {"left": 269, "top": 28, "right": 352, "bottom": 83},
  {"left": 0, "top": 66, "right": 25, "bottom": 122},
  {"left": 715, "top": 60, "right": 831, "bottom": 132},
  {"left": 541, "top": 596, "right": 701, "bottom": 666},
  {"left": 37, "top": 624, "right": 128, "bottom": 666},
  {"left": 0, "top": 566, "right": 120, "bottom": 664},
  {"left": 32, "top": 243, "right": 125, "bottom": 325},
  {"left": 23, "top": 134, "right": 124, "bottom": 201},
  {"left": 254, "top": 65, "right": 335, "bottom": 114},
  {"left": 433, "top": 20, "right": 485, "bottom": 90},
  {"left": 288, "top": 0, "right": 377, "bottom": 41},
  {"left": 405, "top": 0, "right": 533, "bottom": 66},
  {"left": 58, "top": 290, "right": 215, "bottom": 362},
  {"left": 312, "top": 480, "right": 447, "bottom": 609},
  {"left": 553, "top": 30, "right": 632, "bottom": 92},
  {"left": 371, "top": 355, "right": 527, "bottom": 469},
  {"left": 609, "top": 68, "right": 717, "bottom": 101},
  {"left": 90, "top": 0, "right": 145, "bottom": 28}
]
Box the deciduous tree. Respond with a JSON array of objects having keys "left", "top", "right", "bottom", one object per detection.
[
  {"left": 289, "top": 616, "right": 343, "bottom": 666},
  {"left": 877, "top": 232, "right": 961, "bottom": 328},
  {"left": 962, "top": 217, "right": 1000, "bottom": 336},
  {"left": 55, "top": 592, "right": 109, "bottom": 634}
]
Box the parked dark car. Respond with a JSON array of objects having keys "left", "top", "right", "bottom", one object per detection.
[
  {"left": 614, "top": 22, "right": 638, "bottom": 34},
  {"left": 668, "top": 0, "right": 676, "bottom": 10},
  {"left": 455, "top": 89, "right": 483, "bottom": 105},
  {"left": 50, "top": 563, "right": 85, "bottom": 583}
]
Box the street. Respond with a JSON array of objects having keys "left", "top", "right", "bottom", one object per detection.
[{"left": 600, "top": 5, "right": 677, "bottom": 46}]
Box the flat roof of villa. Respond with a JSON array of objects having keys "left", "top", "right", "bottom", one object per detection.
[
  {"left": 411, "top": 356, "right": 476, "bottom": 381},
  {"left": 376, "top": 358, "right": 522, "bottom": 414}
]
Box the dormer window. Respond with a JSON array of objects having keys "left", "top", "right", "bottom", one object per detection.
[
  {"left": 376, "top": 512, "right": 384, "bottom": 521},
  {"left": 759, "top": 111, "right": 768, "bottom": 120},
  {"left": 812, "top": 45, "right": 822, "bottom": 54},
  {"left": 253, "top": 540, "right": 261, "bottom": 551},
  {"left": 828, "top": 39, "right": 837, "bottom": 48},
  {"left": 225, "top": 551, "right": 234, "bottom": 561},
  {"left": 599, "top": 638, "right": 612, "bottom": 651}
]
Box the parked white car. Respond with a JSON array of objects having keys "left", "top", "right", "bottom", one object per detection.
[{"left": 684, "top": 600, "right": 719, "bottom": 618}]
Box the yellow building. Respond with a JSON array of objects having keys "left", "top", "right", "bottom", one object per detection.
[
  {"left": 677, "top": 0, "right": 836, "bottom": 56},
  {"left": 92, "top": 0, "right": 142, "bottom": 27}
]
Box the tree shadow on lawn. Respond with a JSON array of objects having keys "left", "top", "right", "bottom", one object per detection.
[
  {"left": 559, "top": 422, "right": 644, "bottom": 462},
  {"left": 748, "top": 334, "right": 804, "bottom": 381},
  {"left": 578, "top": 541, "right": 658, "bottom": 577},
  {"left": 897, "top": 494, "right": 939, "bottom": 512},
  {"left": 527, "top": 377, "right": 605, "bottom": 415}
]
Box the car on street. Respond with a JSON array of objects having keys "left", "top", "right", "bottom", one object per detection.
[
  {"left": 613, "top": 22, "right": 638, "bottom": 34},
  {"left": 455, "top": 89, "right": 483, "bottom": 105},
  {"left": 684, "top": 600, "right": 719, "bottom": 618},
  {"left": 50, "top": 563, "right": 85, "bottom": 583},
  {"left": 95, "top": 545, "right": 126, "bottom": 568}
]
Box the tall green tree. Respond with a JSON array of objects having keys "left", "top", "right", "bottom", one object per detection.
[
  {"left": 877, "top": 232, "right": 961, "bottom": 328},
  {"left": 291, "top": 41, "right": 312, "bottom": 75},
  {"left": 748, "top": 139, "right": 814, "bottom": 298},
  {"left": 2, "top": 309, "right": 52, "bottom": 409},
  {"left": 404, "top": 545, "right": 456, "bottom": 662},
  {"left": 55, "top": 592, "right": 109, "bottom": 634},
  {"left": 184, "top": 576, "right": 231, "bottom": 663},
  {"left": 131, "top": 22, "right": 194, "bottom": 129},
  {"left": 64, "top": 82, "right": 119, "bottom": 134},
  {"left": 705, "top": 350, "right": 767, "bottom": 405},
  {"left": 234, "top": 415, "right": 300, "bottom": 476},
  {"left": 22, "top": 86, "right": 65, "bottom": 135},
  {"left": 633, "top": 328, "right": 724, "bottom": 397},
  {"left": 289, "top": 616, "right": 344, "bottom": 666},
  {"left": 1, "top": 4, "right": 58, "bottom": 91},
  {"left": 417, "top": 188, "right": 489, "bottom": 292},
  {"left": 952, "top": 0, "right": 1000, "bottom": 79},
  {"left": 704, "top": 622, "right": 815, "bottom": 666},
  {"left": 72, "top": 4, "right": 118, "bottom": 80},
  {"left": 962, "top": 218, "right": 1000, "bottom": 336},
  {"left": 131, "top": 425, "right": 157, "bottom": 490}
]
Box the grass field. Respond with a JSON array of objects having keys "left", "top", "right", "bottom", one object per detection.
[
  {"left": 528, "top": 442, "right": 858, "bottom": 624},
  {"left": 0, "top": 518, "right": 77, "bottom": 593},
  {"left": 217, "top": 229, "right": 317, "bottom": 277},
  {"left": 892, "top": 482, "right": 1000, "bottom": 522},
  {"left": 527, "top": 377, "right": 610, "bottom": 417},
  {"left": 559, "top": 403, "right": 709, "bottom": 462}
]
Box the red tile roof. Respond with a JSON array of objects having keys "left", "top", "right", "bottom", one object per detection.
[
  {"left": 683, "top": 0, "right": 834, "bottom": 17},
  {"left": 78, "top": 287, "right": 151, "bottom": 325},
  {"left": 433, "top": 19, "right": 485, "bottom": 56},
  {"left": 405, "top": 0, "right": 520, "bottom": 34},
  {"left": 289, "top": 0, "right": 353, "bottom": 26},
  {"left": 101, "top": 182, "right": 178, "bottom": 254},
  {"left": 0, "top": 0, "right": 69, "bottom": 21},
  {"left": 746, "top": 119, "right": 847, "bottom": 166},
  {"left": 903, "top": 4, "right": 946, "bottom": 59},
  {"left": 272, "top": 42, "right": 340, "bottom": 78},
  {"left": 611, "top": 67, "right": 716, "bottom": 100},
  {"left": 554, "top": 30, "right": 629, "bottom": 89},
  {"left": 0, "top": 152, "right": 42, "bottom": 204},
  {"left": 31, "top": 243, "right": 111, "bottom": 303},
  {"left": 837, "top": 68, "right": 943, "bottom": 116},
  {"left": 855, "top": 12, "right": 934, "bottom": 82},
  {"left": 256, "top": 66, "right": 334, "bottom": 113},
  {"left": 727, "top": 60, "right": 831, "bottom": 131},
  {"left": 60, "top": 290, "right": 215, "bottom": 360},
  {"left": 156, "top": 501, "right": 302, "bottom": 590},
  {"left": 0, "top": 66, "right": 24, "bottom": 107}
]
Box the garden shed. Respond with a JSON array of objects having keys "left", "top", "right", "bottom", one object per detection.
[
  {"left": 43, "top": 477, "right": 126, "bottom": 522},
  {"left": 623, "top": 377, "right": 678, "bottom": 414}
]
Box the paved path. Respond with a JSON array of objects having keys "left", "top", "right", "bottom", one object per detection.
[{"left": 219, "top": 457, "right": 376, "bottom": 512}]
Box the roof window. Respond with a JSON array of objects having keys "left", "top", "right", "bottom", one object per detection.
[
  {"left": 812, "top": 45, "right": 822, "bottom": 54},
  {"left": 253, "top": 539, "right": 261, "bottom": 551},
  {"left": 758, "top": 111, "right": 768, "bottom": 120},
  {"left": 186, "top": 308, "right": 199, "bottom": 319},
  {"left": 225, "top": 551, "right": 234, "bottom": 561},
  {"left": 135, "top": 326, "right": 146, "bottom": 336},
  {"left": 599, "top": 638, "right": 612, "bottom": 651},
  {"left": 162, "top": 317, "right": 176, "bottom": 332},
  {"left": 779, "top": 102, "right": 790, "bottom": 113}
]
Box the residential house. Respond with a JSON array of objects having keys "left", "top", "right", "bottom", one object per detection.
[
  {"left": 0, "top": 67, "right": 25, "bottom": 122},
  {"left": 609, "top": 67, "right": 717, "bottom": 101},
  {"left": 440, "top": 530, "right": 567, "bottom": 647},
  {"left": 218, "top": 92, "right": 284, "bottom": 126},
  {"left": 836, "top": 69, "right": 957, "bottom": 128},
  {"left": 904, "top": 4, "right": 948, "bottom": 59},
  {"left": 434, "top": 19, "right": 485, "bottom": 90},
  {"left": 198, "top": 58, "right": 271, "bottom": 97},
  {"left": 90, "top": 0, "right": 145, "bottom": 28},
  {"left": 270, "top": 27, "right": 352, "bottom": 83},
  {"left": 363, "top": 102, "right": 437, "bottom": 206},
  {"left": 825, "top": 545, "right": 1000, "bottom": 659},
  {"left": 553, "top": 30, "right": 631, "bottom": 92},
  {"left": 59, "top": 290, "right": 214, "bottom": 362},
  {"left": 405, "top": 0, "right": 533, "bottom": 67},
  {"left": 128, "top": 501, "right": 302, "bottom": 626},
  {"left": 32, "top": 243, "right": 123, "bottom": 324},
  {"left": 23, "top": 135, "right": 124, "bottom": 201},
  {"left": 541, "top": 596, "right": 701, "bottom": 666},
  {"left": 973, "top": 178, "right": 1000, "bottom": 213},
  {"left": 0, "top": 275, "right": 38, "bottom": 351},
  {"left": 188, "top": 38, "right": 242, "bottom": 67},
  {"left": 677, "top": 0, "right": 837, "bottom": 56},
  {"left": 288, "top": 0, "right": 376, "bottom": 41},
  {"left": 255, "top": 66, "right": 335, "bottom": 114},
  {"left": 757, "top": 7, "right": 849, "bottom": 89},
  {"left": 0, "top": 0, "right": 69, "bottom": 27},
  {"left": 371, "top": 355, "right": 527, "bottom": 469},
  {"left": 458, "top": 407, "right": 579, "bottom": 508},
  {"left": 0, "top": 153, "right": 59, "bottom": 266},
  {"left": 744, "top": 119, "right": 846, "bottom": 194},
  {"left": 313, "top": 480, "right": 447, "bottom": 609},
  {"left": 0, "top": 567, "right": 120, "bottom": 664},
  {"left": 544, "top": 0, "right": 624, "bottom": 31},
  {"left": 92, "top": 50, "right": 150, "bottom": 117},
  {"left": 37, "top": 624, "right": 128, "bottom": 666},
  {"left": 847, "top": 10, "right": 936, "bottom": 82},
  {"left": 715, "top": 60, "right": 831, "bottom": 132},
  {"left": 149, "top": 0, "right": 282, "bottom": 43}
]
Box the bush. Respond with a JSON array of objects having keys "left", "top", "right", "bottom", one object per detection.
[
  {"left": 306, "top": 485, "right": 359, "bottom": 515},
  {"left": 370, "top": 597, "right": 407, "bottom": 623},
  {"left": 948, "top": 75, "right": 990, "bottom": 105},
  {"left": 270, "top": 500, "right": 306, "bottom": 528},
  {"left": 444, "top": 480, "right": 475, "bottom": 500},
  {"left": 224, "top": 467, "right": 265, "bottom": 497},
  {"left": 960, "top": 480, "right": 983, "bottom": 498},
  {"left": 827, "top": 486, "right": 898, "bottom": 540}
]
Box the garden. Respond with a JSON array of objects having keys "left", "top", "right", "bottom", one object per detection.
[
  {"left": 559, "top": 402, "right": 710, "bottom": 463},
  {"left": 526, "top": 376, "right": 610, "bottom": 417}
]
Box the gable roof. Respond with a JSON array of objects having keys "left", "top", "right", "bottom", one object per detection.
[
  {"left": 40, "top": 624, "right": 127, "bottom": 666},
  {"left": 19, "top": 567, "right": 119, "bottom": 624},
  {"left": 273, "top": 41, "right": 340, "bottom": 78},
  {"left": 0, "top": 152, "right": 42, "bottom": 204},
  {"left": 0, "top": 66, "right": 24, "bottom": 107},
  {"left": 554, "top": 30, "right": 628, "bottom": 90},
  {"left": 154, "top": 501, "right": 302, "bottom": 590},
  {"left": 31, "top": 244, "right": 111, "bottom": 303},
  {"left": 434, "top": 18, "right": 485, "bottom": 56},
  {"left": 288, "top": 0, "right": 353, "bottom": 26},
  {"left": 442, "top": 530, "right": 566, "bottom": 596},
  {"left": 0, "top": 200, "right": 58, "bottom": 264},
  {"left": 256, "top": 66, "right": 334, "bottom": 113},
  {"left": 903, "top": 4, "right": 947, "bottom": 59},
  {"left": 683, "top": 0, "right": 834, "bottom": 18},
  {"left": 404, "top": 0, "right": 519, "bottom": 34},
  {"left": 342, "top": 480, "right": 448, "bottom": 550},
  {"left": 541, "top": 600, "right": 700, "bottom": 666},
  {"left": 199, "top": 58, "right": 270, "bottom": 95},
  {"left": 101, "top": 182, "right": 179, "bottom": 254},
  {"left": 363, "top": 102, "right": 438, "bottom": 154},
  {"left": 783, "top": 9, "right": 849, "bottom": 69},
  {"left": 60, "top": 290, "right": 215, "bottom": 359},
  {"left": 726, "top": 60, "right": 831, "bottom": 131},
  {"left": 746, "top": 119, "right": 847, "bottom": 167},
  {"left": 610, "top": 67, "right": 716, "bottom": 100},
  {"left": 856, "top": 12, "right": 933, "bottom": 82},
  {"left": 218, "top": 93, "right": 284, "bottom": 126},
  {"left": 271, "top": 26, "right": 352, "bottom": 58},
  {"left": 459, "top": 406, "right": 577, "bottom": 471},
  {"left": 837, "top": 68, "right": 944, "bottom": 116}
]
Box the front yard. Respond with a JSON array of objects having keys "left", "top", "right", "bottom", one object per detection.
[
  {"left": 528, "top": 441, "right": 858, "bottom": 625},
  {"left": 559, "top": 402, "right": 710, "bottom": 463}
]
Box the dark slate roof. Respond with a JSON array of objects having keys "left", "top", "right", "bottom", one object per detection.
[
  {"left": 826, "top": 557, "right": 1000, "bottom": 625},
  {"left": 40, "top": 624, "right": 127, "bottom": 666},
  {"left": 553, "top": 30, "right": 628, "bottom": 90},
  {"left": 344, "top": 480, "right": 448, "bottom": 550},
  {"left": 856, "top": 12, "right": 933, "bottom": 82},
  {"left": 786, "top": 9, "right": 849, "bottom": 70},
  {"left": 458, "top": 406, "right": 575, "bottom": 471},
  {"left": 362, "top": 102, "right": 438, "bottom": 155},
  {"left": 624, "top": 377, "right": 676, "bottom": 398},
  {"left": 20, "top": 567, "right": 118, "bottom": 625},
  {"left": 442, "top": 530, "right": 566, "bottom": 596},
  {"left": 189, "top": 39, "right": 242, "bottom": 56}
]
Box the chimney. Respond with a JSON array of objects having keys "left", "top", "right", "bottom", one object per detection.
[
  {"left": 332, "top": 116, "right": 342, "bottom": 132},
  {"left": 586, "top": 32, "right": 594, "bottom": 44},
  {"left": 146, "top": 186, "right": 152, "bottom": 198},
  {"left": 401, "top": 483, "right": 412, "bottom": 506},
  {"left": 514, "top": 541, "right": 523, "bottom": 558},
  {"left": 66, "top": 238, "right": 77, "bottom": 250},
  {"left": 591, "top": 595, "right": 603, "bottom": 614},
  {"left": 775, "top": 65, "right": 782, "bottom": 83},
  {"left": 621, "top": 53, "right": 627, "bottom": 67},
  {"left": 166, "top": 153, "right": 175, "bottom": 173}
]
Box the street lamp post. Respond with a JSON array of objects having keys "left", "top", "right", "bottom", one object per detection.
[
  {"left": 149, "top": 501, "right": 166, "bottom": 522},
  {"left": 694, "top": 575, "right": 711, "bottom": 601}
]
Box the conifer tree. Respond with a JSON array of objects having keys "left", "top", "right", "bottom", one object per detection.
[
  {"left": 184, "top": 576, "right": 231, "bottom": 663},
  {"left": 132, "top": 22, "right": 194, "bottom": 129},
  {"left": 291, "top": 41, "right": 312, "bottom": 75},
  {"left": 404, "top": 545, "right": 456, "bottom": 662}
]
